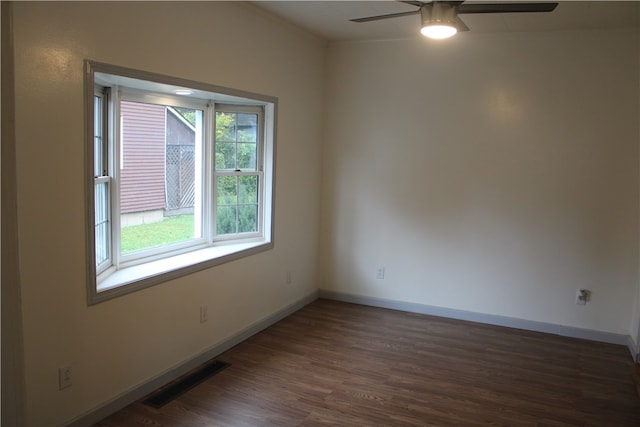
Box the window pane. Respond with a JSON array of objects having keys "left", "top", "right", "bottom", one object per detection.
[
  {"left": 216, "top": 176, "right": 237, "bottom": 205},
  {"left": 120, "top": 214, "right": 196, "bottom": 254},
  {"left": 216, "top": 175, "right": 259, "bottom": 235},
  {"left": 238, "top": 204, "right": 257, "bottom": 233},
  {"left": 237, "top": 113, "right": 257, "bottom": 142},
  {"left": 172, "top": 107, "right": 197, "bottom": 127},
  {"left": 216, "top": 206, "right": 237, "bottom": 235},
  {"left": 216, "top": 112, "right": 258, "bottom": 171},
  {"left": 166, "top": 107, "right": 199, "bottom": 211},
  {"left": 119, "top": 100, "right": 202, "bottom": 254},
  {"left": 215, "top": 143, "right": 236, "bottom": 170},
  {"left": 237, "top": 143, "right": 257, "bottom": 170},
  {"left": 216, "top": 112, "right": 236, "bottom": 142},
  {"left": 95, "top": 180, "right": 110, "bottom": 267},
  {"left": 94, "top": 95, "right": 103, "bottom": 177},
  {"left": 238, "top": 176, "right": 258, "bottom": 204}
]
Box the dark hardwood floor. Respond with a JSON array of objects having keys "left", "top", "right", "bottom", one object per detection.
[{"left": 96, "top": 299, "right": 640, "bottom": 426}]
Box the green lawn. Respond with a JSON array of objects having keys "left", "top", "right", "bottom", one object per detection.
[{"left": 121, "top": 214, "right": 195, "bottom": 254}]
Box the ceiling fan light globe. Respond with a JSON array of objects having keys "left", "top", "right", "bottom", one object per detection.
[{"left": 421, "top": 24, "right": 457, "bottom": 39}]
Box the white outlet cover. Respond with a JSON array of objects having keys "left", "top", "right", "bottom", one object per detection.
[{"left": 575, "top": 290, "right": 588, "bottom": 305}]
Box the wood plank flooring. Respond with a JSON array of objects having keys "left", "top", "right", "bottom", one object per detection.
[{"left": 95, "top": 299, "right": 640, "bottom": 426}]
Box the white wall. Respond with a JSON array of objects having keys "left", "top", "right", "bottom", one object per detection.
[
  {"left": 12, "top": 2, "right": 324, "bottom": 425},
  {"left": 321, "top": 29, "right": 639, "bottom": 336}
]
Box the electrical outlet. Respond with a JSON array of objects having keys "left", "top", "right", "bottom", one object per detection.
[
  {"left": 59, "top": 366, "right": 72, "bottom": 390},
  {"left": 200, "top": 305, "right": 208, "bottom": 323},
  {"left": 376, "top": 266, "right": 385, "bottom": 280},
  {"left": 575, "top": 289, "right": 590, "bottom": 305},
  {"left": 286, "top": 271, "right": 292, "bottom": 284}
]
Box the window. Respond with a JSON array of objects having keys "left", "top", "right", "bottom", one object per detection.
[
  {"left": 85, "top": 61, "right": 276, "bottom": 304},
  {"left": 94, "top": 89, "right": 111, "bottom": 273},
  {"left": 215, "top": 107, "right": 263, "bottom": 237}
]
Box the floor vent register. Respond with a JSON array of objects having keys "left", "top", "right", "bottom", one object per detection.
[{"left": 143, "top": 360, "right": 231, "bottom": 408}]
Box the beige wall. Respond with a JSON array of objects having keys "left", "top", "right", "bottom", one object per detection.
[
  {"left": 11, "top": 2, "right": 324, "bottom": 425},
  {"left": 634, "top": 5, "right": 640, "bottom": 356},
  {"left": 320, "top": 29, "right": 639, "bottom": 335},
  {"left": 2, "top": 2, "right": 26, "bottom": 425},
  {"left": 9, "top": 1, "right": 640, "bottom": 425}
]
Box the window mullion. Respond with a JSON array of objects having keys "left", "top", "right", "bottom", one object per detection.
[
  {"left": 110, "top": 86, "right": 122, "bottom": 268},
  {"left": 94, "top": 87, "right": 113, "bottom": 273},
  {"left": 101, "top": 88, "right": 110, "bottom": 177},
  {"left": 204, "top": 103, "right": 214, "bottom": 244}
]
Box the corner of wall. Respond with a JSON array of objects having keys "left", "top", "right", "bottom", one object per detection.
[
  {"left": 635, "top": 3, "right": 640, "bottom": 364},
  {"left": 1, "top": 1, "right": 27, "bottom": 425}
]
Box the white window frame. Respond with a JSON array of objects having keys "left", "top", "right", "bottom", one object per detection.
[
  {"left": 85, "top": 60, "right": 277, "bottom": 304},
  {"left": 94, "top": 88, "right": 112, "bottom": 275},
  {"left": 213, "top": 104, "right": 265, "bottom": 242}
]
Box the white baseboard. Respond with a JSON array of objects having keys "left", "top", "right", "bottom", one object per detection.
[
  {"left": 66, "top": 290, "right": 319, "bottom": 427},
  {"left": 319, "top": 290, "right": 633, "bottom": 352}
]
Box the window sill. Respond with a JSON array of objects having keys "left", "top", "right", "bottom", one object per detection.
[{"left": 92, "top": 240, "right": 272, "bottom": 304}]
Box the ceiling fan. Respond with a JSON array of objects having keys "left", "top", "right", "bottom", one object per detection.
[{"left": 351, "top": 1, "right": 559, "bottom": 39}]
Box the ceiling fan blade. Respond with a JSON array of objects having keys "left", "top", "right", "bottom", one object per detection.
[
  {"left": 457, "top": 2, "right": 558, "bottom": 14},
  {"left": 397, "top": 1, "right": 425, "bottom": 7},
  {"left": 350, "top": 10, "right": 421, "bottom": 23},
  {"left": 456, "top": 16, "right": 470, "bottom": 32}
]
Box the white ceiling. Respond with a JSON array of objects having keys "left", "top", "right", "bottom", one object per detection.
[{"left": 251, "top": 1, "right": 640, "bottom": 42}]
